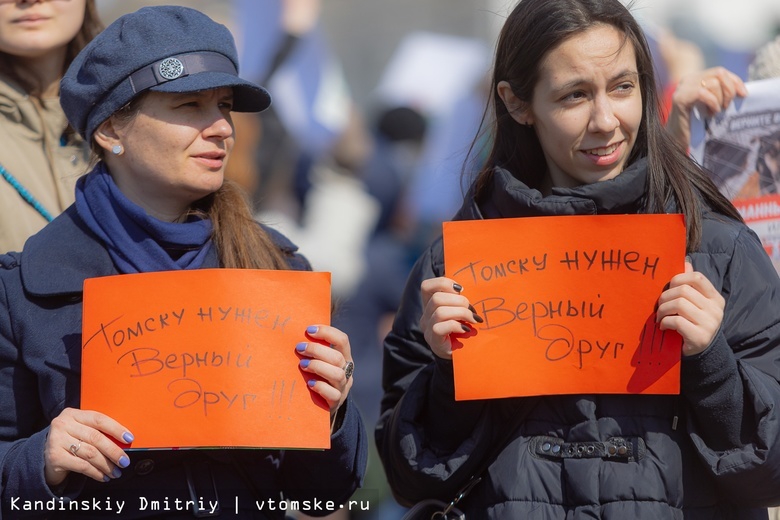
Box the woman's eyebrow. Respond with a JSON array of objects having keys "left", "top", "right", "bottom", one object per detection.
[{"left": 554, "top": 70, "right": 639, "bottom": 91}]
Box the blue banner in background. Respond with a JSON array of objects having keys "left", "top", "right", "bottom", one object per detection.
[{"left": 234, "top": 0, "right": 349, "bottom": 158}]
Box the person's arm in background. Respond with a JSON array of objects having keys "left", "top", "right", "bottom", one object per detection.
[
  {"left": 654, "top": 28, "right": 705, "bottom": 123},
  {"left": 225, "top": 0, "right": 322, "bottom": 203}
]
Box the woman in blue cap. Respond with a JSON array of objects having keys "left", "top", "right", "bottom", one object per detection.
[{"left": 0, "top": 5, "right": 366, "bottom": 518}]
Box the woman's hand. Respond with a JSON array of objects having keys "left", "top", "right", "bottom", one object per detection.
[
  {"left": 656, "top": 261, "right": 725, "bottom": 356},
  {"left": 666, "top": 66, "right": 747, "bottom": 151},
  {"left": 44, "top": 408, "right": 134, "bottom": 488},
  {"left": 420, "top": 277, "right": 482, "bottom": 360},
  {"left": 296, "top": 325, "right": 354, "bottom": 422}
]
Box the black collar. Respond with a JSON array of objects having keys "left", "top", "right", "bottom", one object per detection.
[{"left": 463, "top": 157, "right": 648, "bottom": 220}]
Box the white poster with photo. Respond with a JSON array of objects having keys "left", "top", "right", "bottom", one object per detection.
[{"left": 691, "top": 77, "right": 780, "bottom": 273}]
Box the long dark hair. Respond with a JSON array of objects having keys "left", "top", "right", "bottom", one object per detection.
[
  {"left": 475, "top": 0, "right": 742, "bottom": 251},
  {"left": 194, "top": 182, "right": 292, "bottom": 270},
  {"left": 0, "top": 0, "right": 102, "bottom": 96},
  {"left": 93, "top": 93, "right": 290, "bottom": 271}
]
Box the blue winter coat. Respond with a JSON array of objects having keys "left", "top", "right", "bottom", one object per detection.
[
  {"left": 377, "top": 160, "right": 780, "bottom": 519},
  {"left": 0, "top": 205, "right": 367, "bottom": 519}
]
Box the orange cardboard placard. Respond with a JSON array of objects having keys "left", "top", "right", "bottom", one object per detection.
[
  {"left": 443, "top": 214, "right": 685, "bottom": 400},
  {"left": 81, "top": 269, "right": 331, "bottom": 450}
]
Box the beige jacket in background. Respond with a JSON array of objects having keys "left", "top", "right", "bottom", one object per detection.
[{"left": 0, "top": 74, "right": 90, "bottom": 254}]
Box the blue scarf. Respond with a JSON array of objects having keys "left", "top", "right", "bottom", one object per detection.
[{"left": 75, "top": 163, "right": 214, "bottom": 274}]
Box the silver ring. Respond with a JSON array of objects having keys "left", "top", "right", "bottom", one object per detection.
[
  {"left": 343, "top": 361, "right": 354, "bottom": 381},
  {"left": 69, "top": 441, "right": 81, "bottom": 456}
]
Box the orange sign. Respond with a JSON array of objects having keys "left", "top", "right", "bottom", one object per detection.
[
  {"left": 443, "top": 214, "right": 685, "bottom": 400},
  {"left": 81, "top": 269, "right": 331, "bottom": 449}
]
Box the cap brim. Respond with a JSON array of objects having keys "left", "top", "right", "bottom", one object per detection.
[{"left": 149, "top": 71, "right": 271, "bottom": 112}]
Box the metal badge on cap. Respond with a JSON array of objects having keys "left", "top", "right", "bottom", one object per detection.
[
  {"left": 158, "top": 57, "right": 184, "bottom": 80},
  {"left": 128, "top": 52, "right": 239, "bottom": 94}
]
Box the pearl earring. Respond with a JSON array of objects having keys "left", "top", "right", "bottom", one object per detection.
[{"left": 111, "top": 144, "right": 124, "bottom": 156}]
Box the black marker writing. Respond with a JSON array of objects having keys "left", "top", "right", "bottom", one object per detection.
[
  {"left": 452, "top": 254, "right": 547, "bottom": 285},
  {"left": 197, "top": 306, "right": 291, "bottom": 332},
  {"left": 537, "top": 324, "right": 625, "bottom": 369},
  {"left": 85, "top": 309, "right": 185, "bottom": 352},
  {"left": 474, "top": 296, "right": 604, "bottom": 334},
  {"left": 559, "top": 249, "right": 659, "bottom": 279},
  {"left": 167, "top": 377, "right": 257, "bottom": 416},
  {"left": 116, "top": 347, "right": 252, "bottom": 377}
]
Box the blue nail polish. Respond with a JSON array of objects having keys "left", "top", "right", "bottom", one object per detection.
[
  {"left": 118, "top": 455, "right": 130, "bottom": 468},
  {"left": 306, "top": 325, "right": 318, "bottom": 335},
  {"left": 300, "top": 359, "right": 310, "bottom": 368},
  {"left": 103, "top": 475, "right": 110, "bottom": 482},
  {"left": 295, "top": 342, "right": 307, "bottom": 352},
  {"left": 307, "top": 379, "right": 316, "bottom": 387},
  {"left": 122, "top": 432, "right": 134, "bottom": 443},
  {"left": 111, "top": 468, "right": 122, "bottom": 479}
]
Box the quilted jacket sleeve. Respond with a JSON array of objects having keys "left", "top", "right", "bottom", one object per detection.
[
  {"left": 375, "top": 238, "right": 500, "bottom": 505},
  {"left": 682, "top": 223, "right": 780, "bottom": 507}
]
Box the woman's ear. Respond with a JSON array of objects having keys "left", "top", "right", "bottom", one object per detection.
[
  {"left": 497, "top": 80, "right": 533, "bottom": 126},
  {"left": 93, "top": 118, "right": 122, "bottom": 155}
]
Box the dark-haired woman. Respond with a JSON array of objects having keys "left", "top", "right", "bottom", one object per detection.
[{"left": 377, "top": 0, "right": 780, "bottom": 517}]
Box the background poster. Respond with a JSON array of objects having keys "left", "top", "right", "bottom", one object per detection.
[{"left": 692, "top": 77, "right": 780, "bottom": 272}]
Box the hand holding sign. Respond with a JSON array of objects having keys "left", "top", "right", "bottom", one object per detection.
[
  {"left": 420, "top": 277, "right": 481, "bottom": 360},
  {"left": 657, "top": 260, "right": 726, "bottom": 356},
  {"left": 667, "top": 66, "right": 747, "bottom": 151},
  {"left": 297, "top": 324, "right": 355, "bottom": 422},
  {"left": 44, "top": 407, "right": 133, "bottom": 487}
]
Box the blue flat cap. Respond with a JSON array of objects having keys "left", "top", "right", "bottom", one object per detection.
[{"left": 60, "top": 5, "right": 271, "bottom": 142}]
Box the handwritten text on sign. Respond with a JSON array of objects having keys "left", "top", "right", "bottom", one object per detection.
[
  {"left": 443, "top": 214, "right": 685, "bottom": 400},
  {"left": 81, "top": 269, "right": 331, "bottom": 449}
]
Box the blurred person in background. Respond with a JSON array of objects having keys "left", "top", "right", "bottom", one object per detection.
[
  {"left": 263, "top": 103, "right": 380, "bottom": 302},
  {"left": 0, "top": 0, "right": 102, "bottom": 253},
  {"left": 328, "top": 105, "right": 426, "bottom": 517},
  {"left": 231, "top": 0, "right": 380, "bottom": 304},
  {"left": 228, "top": 0, "right": 324, "bottom": 210},
  {"left": 327, "top": 105, "right": 428, "bottom": 520},
  {"left": 650, "top": 26, "right": 707, "bottom": 121}
]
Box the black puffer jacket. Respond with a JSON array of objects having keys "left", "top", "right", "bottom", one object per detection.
[{"left": 376, "top": 160, "right": 780, "bottom": 519}]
